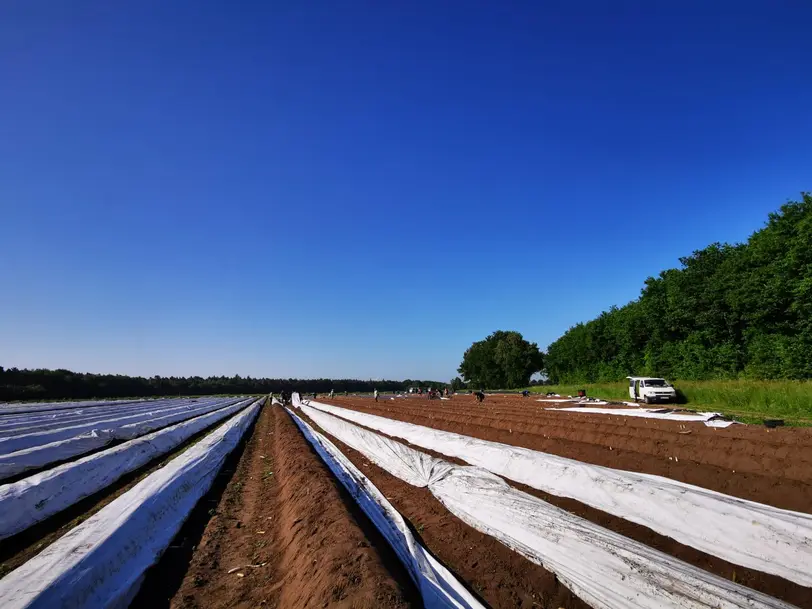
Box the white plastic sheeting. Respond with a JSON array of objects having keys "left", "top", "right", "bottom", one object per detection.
[
  {"left": 0, "top": 399, "right": 245, "bottom": 481},
  {"left": 0, "top": 398, "right": 241, "bottom": 455},
  {"left": 0, "top": 398, "right": 254, "bottom": 540},
  {"left": 293, "top": 400, "right": 795, "bottom": 609},
  {"left": 0, "top": 397, "right": 204, "bottom": 437},
  {"left": 0, "top": 433, "right": 114, "bottom": 482},
  {"left": 286, "top": 408, "right": 483, "bottom": 609},
  {"left": 0, "top": 399, "right": 146, "bottom": 416},
  {"left": 551, "top": 406, "right": 736, "bottom": 426},
  {"left": 297, "top": 397, "right": 812, "bottom": 587},
  {"left": 0, "top": 399, "right": 261, "bottom": 609}
]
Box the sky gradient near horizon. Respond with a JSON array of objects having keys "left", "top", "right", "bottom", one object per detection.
[{"left": 2, "top": 1, "right": 811, "bottom": 380}]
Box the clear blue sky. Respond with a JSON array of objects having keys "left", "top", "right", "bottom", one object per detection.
[{"left": 2, "top": 1, "right": 810, "bottom": 380}]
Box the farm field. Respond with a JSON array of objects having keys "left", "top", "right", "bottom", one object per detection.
[{"left": 1, "top": 394, "right": 811, "bottom": 608}]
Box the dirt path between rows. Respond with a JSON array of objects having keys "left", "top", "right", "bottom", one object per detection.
[
  {"left": 327, "top": 397, "right": 812, "bottom": 513},
  {"left": 135, "top": 404, "right": 419, "bottom": 609},
  {"left": 293, "top": 407, "right": 590, "bottom": 609},
  {"left": 0, "top": 422, "right": 222, "bottom": 579}
]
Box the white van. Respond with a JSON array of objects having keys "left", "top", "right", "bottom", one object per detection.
[{"left": 628, "top": 376, "right": 677, "bottom": 404}]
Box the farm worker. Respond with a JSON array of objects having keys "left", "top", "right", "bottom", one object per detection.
[
  {"left": 330, "top": 389, "right": 334, "bottom": 398},
  {"left": 374, "top": 388, "right": 379, "bottom": 402}
]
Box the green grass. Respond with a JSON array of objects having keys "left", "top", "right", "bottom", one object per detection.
[{"left": 529, "top": 380, "right": 812, "bottom": 425}]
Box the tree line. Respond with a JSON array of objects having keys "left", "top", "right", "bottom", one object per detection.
[
  {"left": 545, "top": 193, "right": 812, "bottom": 383},
  {"left": 0, "top": 367, "right": 446, "bottom": 402}
]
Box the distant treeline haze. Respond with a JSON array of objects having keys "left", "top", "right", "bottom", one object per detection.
[
  {"left": 0, "top": 367, "right": 445, "bottom": 402},
  {"left": 545, "top": 193, "right": 812, "bottom": 383}
]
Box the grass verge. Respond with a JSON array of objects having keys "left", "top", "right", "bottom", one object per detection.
[{"left": 528, "top": 380, "right": 812, "bottom": 425}]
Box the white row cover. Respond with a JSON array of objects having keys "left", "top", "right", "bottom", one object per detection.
[
  {"left": 286, "top": 407, "right": 484, "bottom": 609},
  {"left": 537, "top": 397, "right": 610, "bottom": 405},
  {"left": 292, "top": 398, "right": 794, "bottom": 609},
  {"left": 551, "top": 405, "right": 735, "bottom": 426},
  {"left": 0, "top": 398, "right": 254, "bottom": 540},
  {"left": 535, "top": 396, "right": 576, "bottom": 401},
  {"left": 0, "top": 398, "right": 166, "bottom": 426},
  {"left": 0, "top": 432, "right": 112, "bottom": 482},
  {"left": 297, "top": 397, "right": 812, "bottom": 588},
  {"left": 0, "top": 397, "right": 218, "bottom": 436},
  {"left": 0, "top": 399, "right": 262, "bottom": 609},
  {"left": 0, "top": 398, "right": 245, "bottom": 481},
  {"left": 0, "top": 399, "right": 148, "bottom": 417},
  {"left": 0, "top": 397, "right": 241, "bottom": 457}
]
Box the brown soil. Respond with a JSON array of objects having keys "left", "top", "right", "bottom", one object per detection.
[
  {"left": 324, "top": 407, "right": 812, "bottom": 607},
  {"left": 293, "top": 407, "right": 591, "bottom": 609},
  {"left": 136, "top": 404, "right": 419, "bottom": 609},
  {"left": 325, "top": 395, "right": 812, "bottom": 513}
]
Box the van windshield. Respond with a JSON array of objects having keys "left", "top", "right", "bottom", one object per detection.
[{"left": 646, "top": 379, "right": 669, "bottom": 387}]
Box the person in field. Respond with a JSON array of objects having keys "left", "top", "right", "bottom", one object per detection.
[
  {"left": 374, "top": 388, "right": 379, "bottom": 402},
  {"left": 475, "top": 390, "right": 485, "bottom": 403},
  {"left": 330, "top": 389, "right": 334, "bottom": 398}
]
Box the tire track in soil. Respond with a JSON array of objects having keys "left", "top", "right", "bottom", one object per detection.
[
  {"left": 294, "top": 408, "right": 590, "bottom": 609},
  {"left": 313, "top": 410, "right": 812, "bottom": 608},
  {"left": 327, "top": 397, "right": 812, "bottom": 513},
  {"left": 137, "top": 404, "right": 419, "bottom": 609}
]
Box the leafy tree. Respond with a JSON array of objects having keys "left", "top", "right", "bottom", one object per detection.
[
  {"left": 545, "top": 193, "right": 812, "bottom": 383},
  {"left": 458, "top": 331, "right": 544, "bottom": 389},
  {"left": 450, "top": 376, "right": 466, "bottom": 391}
]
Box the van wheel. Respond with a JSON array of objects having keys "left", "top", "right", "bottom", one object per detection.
[{"left": 644, "top": 396, "right": 651, "bottom": 404}]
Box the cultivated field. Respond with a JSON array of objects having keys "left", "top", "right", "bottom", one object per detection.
[{"left": 1, "top": 393, "right": 811, "bottom": 608}]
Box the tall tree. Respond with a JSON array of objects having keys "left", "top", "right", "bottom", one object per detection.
[
  {"left": 458, "top": 331, "right": 544, "bottom": 389},
  {"left": 545, "top": 193, "right": 812, "bottom": 383}
]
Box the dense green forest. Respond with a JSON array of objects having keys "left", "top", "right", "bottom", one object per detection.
[
  {"left": 546, "top": 193, "right": 812, "bottom": 383},
  {"left": 0, "top": 367, "right": 444, "bottom": 402}
]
